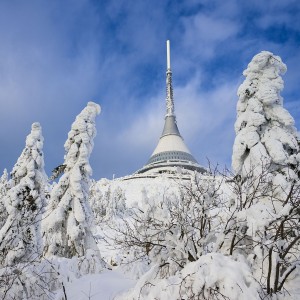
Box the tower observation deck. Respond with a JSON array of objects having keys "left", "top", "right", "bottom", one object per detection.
[{"left": 136, "top": 41, "right": 205, "bottom": 175}]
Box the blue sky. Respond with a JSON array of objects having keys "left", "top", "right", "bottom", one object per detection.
[{"left": 0, "top": 0, "right": 299, "bottom": 179}]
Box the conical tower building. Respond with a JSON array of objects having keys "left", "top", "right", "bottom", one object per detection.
[{"left": 137, "top": 41, "right": 205, "bottom": 175}]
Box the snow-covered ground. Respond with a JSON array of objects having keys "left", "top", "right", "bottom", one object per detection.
[{"left": 60, "top": 270, "right": 135, "bottom": 300}]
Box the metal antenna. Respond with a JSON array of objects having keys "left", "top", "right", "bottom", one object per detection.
[
  {"left": 167, "top": 40, "right": 171, "bottom": 70},
  {"left": 166, "top": 40, "right": 174, "bottom": 116}
]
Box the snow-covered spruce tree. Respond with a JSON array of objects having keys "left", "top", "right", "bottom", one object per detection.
[
  {"left": 0, "top": 169, "right": 9, "bottom": 194},
  {"left": 0, "top": 123, "right": 46, "bottom": 267},
  {"left": 43, "top": 102, "right": 101, "bottom": 258},
  {"left": 226, "top": 52, "right": 300, "bottom": 296},
  {"left": 233, "top": 51, "right": 299, "bottom": 179},
  {"left": 90, "top": 183, "right": 127, "bottom": 224},
  {"left": 106, "top": 186, "right": 126, "bottom": 219},
  {"left": 89, "top": 180, "right": 105, "bottom": 223},
  {"left": 0, "top": 169, "right": 9, "bottom": 230}
]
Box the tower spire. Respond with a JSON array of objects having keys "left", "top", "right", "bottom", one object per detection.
[
  {"left": 135, "top": 40, "right": 205, "bottom": 175},
  {"left": 166, "top": 40, "right": 174, "bottom": 116}
]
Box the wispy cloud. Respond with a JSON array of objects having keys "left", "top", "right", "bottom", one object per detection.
[{"left": 182, "top": 14, "right": 240, "bottom": 60}]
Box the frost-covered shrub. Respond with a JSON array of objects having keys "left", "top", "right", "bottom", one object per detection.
[
  {"left": 43, "top": 102, "right": 101, "bottom": 258},
  {"left": 118, "top": 253, "right": 259, "bottom": 300},
  {"left": 0, "top": 262, "right": 54, "bottom": 300},
  {"left": 219, "top": 165, "right": 300, "bottom": 297},
  {"left": 0, "top": 123, "right": 47, "bottom": 267},
  {"left": 0, "top": 249, "right": 105, "bottom": 300},
  {"left": 111, "top": 173, "right": 224, "bottom": 280}
]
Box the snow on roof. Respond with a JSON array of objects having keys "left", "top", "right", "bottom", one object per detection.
[{"left": 152, "top": 134, "right": 191, "bottom": 155}]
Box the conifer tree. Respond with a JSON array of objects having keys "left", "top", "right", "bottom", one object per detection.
[
  {"left": 0, "top": 169, "right": 9, "bottom": 230},
  {"left": 228, "top": 52, "right": 300, "bottom": 296},
  {"left": 232, "top": 51, "right": 300, "bottom": 180},
  {"left": 43, "top": 102, "right": 101, "bottom": 258},
  {"left": 0, "top": 123, "right": 46, "bottom": 266}
]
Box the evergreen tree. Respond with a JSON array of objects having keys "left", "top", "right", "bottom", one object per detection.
[
  {"left": 0, "top": 123, "right": 46, "bottom": 266},
  {"left": 227, "top": 52, "right": 300, "bottom": 296},
  {"left": 0, "top": 169, "right": 9, "bottom": 230},
  {"left": 43, "top": 102, "right": 101, "bottom": 258},
  {"left": 232, "top": 51, "right": 300, "bottom": 180}
]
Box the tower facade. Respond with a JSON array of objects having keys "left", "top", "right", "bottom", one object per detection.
[{"left": 137, "top": 41, "right": 205, "bottom": 175}]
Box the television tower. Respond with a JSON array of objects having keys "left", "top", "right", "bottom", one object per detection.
[{"left": 137, "top": 40, "right": 205, "bottom": 175}]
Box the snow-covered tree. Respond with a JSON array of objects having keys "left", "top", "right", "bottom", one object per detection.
[
  {"left": 0, "top": 123, "right": 46, "bottom": 267},
  {"left": 233, "top": 51, "right": 300, "bottom": 180},
  {"left": 0, "top": 169, "right": 9, "bottom": 230},
  {"left": 227, "top": 52, "right": 300, "bottom": 297},
  {"left": 0, "top": 169, "right": 8, "bottom": 193},
  {"left": 43, "top": 102, "right": 101, "bottom": 258},
  {"left": 107, "top": 186, "right": 127, "bottom": 218},
  {"left": 90, "top": 182, "right": 127, "bottom": 224},
  {"left": 89, "top": 180, "right": 105, "bottom": 223}
]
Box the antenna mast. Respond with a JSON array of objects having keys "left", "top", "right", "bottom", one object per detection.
[
  {"left": 167, "top": 40, "right": 171, "bottom": 69},
  {"left": 166, "top": 40, "right": 174, "bottom": 116}
]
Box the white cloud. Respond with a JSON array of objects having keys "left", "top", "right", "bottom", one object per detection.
[
  {"left": 117, "top": 92, "right": 165, "bottom": 155},
  {"left": 182, "top": 14, "right": 239, "bottom": 60}
]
